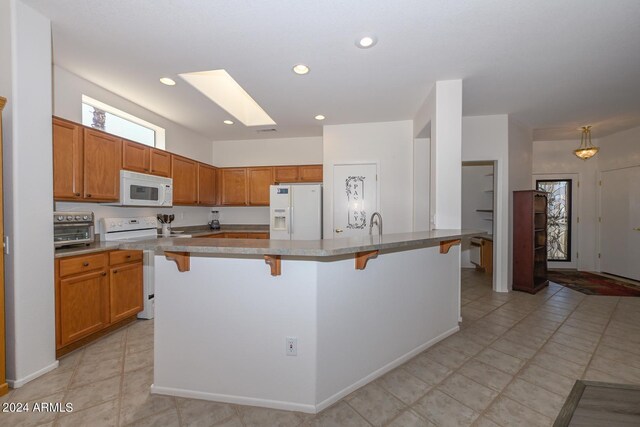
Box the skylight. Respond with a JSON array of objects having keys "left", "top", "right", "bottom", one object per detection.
[{"left": 179, "top": 69, "right": 276, "bottom": 127}]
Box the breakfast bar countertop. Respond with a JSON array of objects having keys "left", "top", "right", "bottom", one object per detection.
[{"left": 119, "top": 229, "right": 484, "bottom": 257}]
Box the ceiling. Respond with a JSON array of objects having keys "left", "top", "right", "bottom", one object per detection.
[{"left": 24, "top": 0, "right": 640, "bottom": 141}]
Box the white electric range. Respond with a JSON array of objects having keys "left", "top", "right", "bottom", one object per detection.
[{"left": 99, "top": 216, "right": 191, "bottom": 319}]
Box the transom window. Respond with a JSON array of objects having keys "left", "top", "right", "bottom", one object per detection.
[
  {"left": 81, "top": 95, "right": 165, "bottom": 149},
  {"left": 536, "top": 179, "right": 572, "bottom": 262}
]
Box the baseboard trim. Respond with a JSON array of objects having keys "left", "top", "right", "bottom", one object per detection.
[
  {"left": 7, "top": 360, "right": 59, "bottom": 388},
  {"left": 151, "top": 384, "right": 317, "bottom": 414},
  {"left": 314, "top": 324, "right": 460, "bottom": 413}
]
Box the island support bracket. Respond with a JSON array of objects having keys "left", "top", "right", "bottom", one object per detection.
[
  {"left": 355, "top": 250, "right": 379, "bottom": 270},
  {"left": 264, "top": 255, "right": 281, "bottom": 276},
  {"left": 439, "top": 239, "right": 461, "bottom": 254},
  {"left": 165, "top": 251, "right": 191, "bottom": 272}
]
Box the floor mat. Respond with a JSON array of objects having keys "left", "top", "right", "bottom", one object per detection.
[
  {"left": 546, "top": 270, "right": 640, "bottom": 296},
  {"left": 554, "top": 380, "right": 640, "bottom": 426}
]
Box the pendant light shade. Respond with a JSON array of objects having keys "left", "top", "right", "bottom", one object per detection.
[{"left": 574, "top": 125, "right": 599, "bottom": 160}]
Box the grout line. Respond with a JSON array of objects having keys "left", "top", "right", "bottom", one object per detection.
[{"left": 580, "top": 297, "right": 622, "bottom": 381}]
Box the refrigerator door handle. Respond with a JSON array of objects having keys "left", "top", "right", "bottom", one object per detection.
[{"left": 289, "top": 206, "right": 293, "bottom": 235}]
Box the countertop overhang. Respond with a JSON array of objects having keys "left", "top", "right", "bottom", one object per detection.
[{"left": 117, "top": 229, "right": 484, "bottom": 257}]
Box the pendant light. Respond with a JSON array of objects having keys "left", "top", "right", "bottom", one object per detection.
[{"left": 574, "top": 125, "right": 599, "bottom": 160}]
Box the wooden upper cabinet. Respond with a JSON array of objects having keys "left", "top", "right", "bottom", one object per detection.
[
  {"left": 171, "top": 155, "right": 198, "bottom": 204},
  {"left": 219, "top": 168, "right": 247, "bottom": 206},
  {"left": 299, "top": 165, "right": 323, "bottom": 182},
  {"left": 247, "top": 167, "right": 274, "bottom": 206},
  {"left": 83, "top": 129, "right": 122, "bottom": 201},
  {"left": 150, "top": 148, "right": 171, "bottom": 177},
  {"left": 122, "top": 140, "right": 150, "bottom": 173},
  {"left": 53, "top": 117, "right": 84, "bottom": 200},
  {"left": 197, "top": 163, "right": 217, "bottom": 206},
  {"left": 274, "top": 166, "right": 299, "bottom": 183}
]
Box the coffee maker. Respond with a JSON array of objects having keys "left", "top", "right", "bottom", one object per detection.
[{"left": 209, "top": 210, "right": 221, "bottom": 230}]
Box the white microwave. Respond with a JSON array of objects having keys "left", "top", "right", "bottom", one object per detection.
[{"left": 112, "top": 170, "right": 173, "bottom": 207}]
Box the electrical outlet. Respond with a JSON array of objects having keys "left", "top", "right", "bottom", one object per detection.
[{"left": 286, "top": 337, "right": 297, "bottom": 356}]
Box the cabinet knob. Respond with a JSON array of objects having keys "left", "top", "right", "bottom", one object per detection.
[
  {"left": 101, "top": 272, "right": 107, "bottom": 276},
  {"left": 86, "top": 194, "right": 92, "bottom": 198},
  {"left": 83, "top": 262, "right": 89, "bottom": 267},
  {"left": 75, "top": 192, "right": 81, "bottom": 197},
  {"left": 113, "top": 269, "right": 118, "bottom": 274},
  {"left": 126, "top": 255, "right": 131, "bottom": 258}
]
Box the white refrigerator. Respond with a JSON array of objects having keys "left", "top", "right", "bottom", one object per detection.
[{"left": 270, "top": 184, "right": 322, "bottom": 240}]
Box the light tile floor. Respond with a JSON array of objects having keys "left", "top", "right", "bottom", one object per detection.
[{"left": 2, "top": 269, "right": 640, "bottom": 426}]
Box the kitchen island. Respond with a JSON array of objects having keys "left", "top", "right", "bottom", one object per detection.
[{"left": 120, "top": 229, "right": 481, "bottom": 413}]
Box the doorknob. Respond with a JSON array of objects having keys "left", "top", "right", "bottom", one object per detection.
[
  {"left": 634, "top": 227, "right": 640, "bottom": 231},
  {"left": 335, "top": 229, "right": 343, "bottom": 233}
]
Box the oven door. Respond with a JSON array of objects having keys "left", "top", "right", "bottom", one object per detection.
[{"left": 54, "top": 223, "right": 95, "bottom": 247}]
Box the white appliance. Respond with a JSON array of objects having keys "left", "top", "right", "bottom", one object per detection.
[
  {"left": 112, "top": 170, "right": 173, "bottom": 207},
  {"left": 270, "top": 184, "right": 322, "bottom": 240},
  {"left": 100, "top": 216, "right": 160, "bottom": 319}
]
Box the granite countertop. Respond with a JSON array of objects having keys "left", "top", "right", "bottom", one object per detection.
[
  {"left": 54, "top": 241, "right": 122, "bottom": 258},
  {"left": 118, "top": 229, "right": 485, "bottom": 257}
]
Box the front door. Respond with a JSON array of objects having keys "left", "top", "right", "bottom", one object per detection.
[
  {"left": 600, "top": 166, "right": 640, "bottom": 281},
  {"left": 332, "top": 163, "right": 378, "bottom": 238},
  {"left": 534, "top": 174, "right": 578, "bottom": 269}
]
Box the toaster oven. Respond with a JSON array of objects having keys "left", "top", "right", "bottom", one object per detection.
[{"left": 54, "top": 212, "right": 95, "bottom": 248}]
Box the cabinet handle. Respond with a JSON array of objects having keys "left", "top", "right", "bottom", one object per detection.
[
  {"left": 83, "top": 262, "right": 89, "bottom": 267},
  {"left": 113, "top": 270, "right": 118, "bottom": 274},
  {"left": 75, "top": 192, "right": 81, "bottom": 196},
  {"left": 86, "top": 194, "right": 92, "bottom": 198},
  {"left": 126, "top": 255, "right": 131, "bottom": 258},
  {"left": 101, "top": 272, "right": 107, "bottom": 276}
]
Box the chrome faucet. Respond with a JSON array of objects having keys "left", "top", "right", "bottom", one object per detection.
[{"left": 369, "top": 212, "right": 383, "bottom": 237}]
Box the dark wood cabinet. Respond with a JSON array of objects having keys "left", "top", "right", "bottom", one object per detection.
[
  {"left": 83, "top": 129, "right": 121, "bottom": 201},
  {"left": 122, "top": 140, "right": 150, "bottom": 173},
  {"left": 55, "top": 250, "right": 143, "bottom": 355},
  {"left": 247, "top": 167, "right": 273, "bottom": 206},
  {"left": 513, "top": 190, "right": 549, "bottom": 293},
  {"left": 172, "top": 155, "right": 198, "bottom": 205},
  {"left": 219, "top": 168, "right": 248, "bottom": 206},
  {"left": 53, "top": 117, "right": 84, "bottom": 200},
  {"left": 197, "top": 163, "right": 217, "bottom": 206}
]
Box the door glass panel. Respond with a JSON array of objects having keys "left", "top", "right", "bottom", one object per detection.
[{"left": 536, "top": 179, "right": 572, "bottom": 261}]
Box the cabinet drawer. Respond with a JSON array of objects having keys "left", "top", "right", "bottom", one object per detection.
[
  {"left": 59, "top": 253, "right": 108, "bottom": 277},
  {"left": 109, "top": 250, "right": 143, "bottom": 266}
]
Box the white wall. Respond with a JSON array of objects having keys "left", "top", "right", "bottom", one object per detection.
[
  {"left": 508, "top": 118, "right": 533, "bottom": 286},
  {"left": 597, "top": 126, "right": 640, "bottom": 171},
  {"left": 212, "top": 137, "right": 322, "bottom": 167},
  {"left": 1, "top": 0, "right": 57, "bottom": 386},
  {"left": 211, "top": 136, "right": 323, "bottom": 225},
  {"left": 322, "top": 121, "right": 413, "bottom": 236},
  {"left": 532, "top": 139, "right": 599, "bottom": 271},
  {"left": 412, "top": 137, "right": 430, "bottom": 231},
  {"left": 461, "top": 164, "right": 493, "bottom": 267},
  {"left": 462, "top": 115, "right": 509, "bottom": 292},
  {"left": 54, "top": 66, "right": 213, "bottom": 163}
]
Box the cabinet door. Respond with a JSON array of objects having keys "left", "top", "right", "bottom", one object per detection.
[
  {"left": 220, "top": 168, "right": 247, "bottom": 206},
  {"left": 273, "top": 166, "right": 299, "bottom": 183},
  {"left": 172, "top": 155, "right": 198, "bottom": 205},
  {"left": 83, "top": 129, "right": 122, "bottom": 201},
  {"left": 122, "top": 140, "right": 150, "bottom": 173},
  {"left": 59, "top": 269, "right": 109, "bottom": 346},
  {"left": 53, "top": 117, "right": 83, "bottom": 200},
  {"left": 150, "top": 148, "right": 171, "bottom": 177},
  {"left": 198, "top": 163, "right": 217, "bottom": 206},
  {"left": 247, "top": 167, "right": 273, "bottom": 206},
  {"left": 299, "top": 165, "right": 323, "bottom": 182},
  {"left": 109, "top": 262, "right": 143, "bottom": 323}
]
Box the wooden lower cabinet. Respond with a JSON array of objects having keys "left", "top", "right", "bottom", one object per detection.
[
  {"left": 58, "top": 266, "right": 109, "bottom": 347},
  {"left": 204, "top": 232, "right": 269, "bottom": 239},
  {"left": 56, "top": 250, "right": 143, "bottom": 354},
  {"left": 110, "top": 262, "right": 143, "bottom": 323}
]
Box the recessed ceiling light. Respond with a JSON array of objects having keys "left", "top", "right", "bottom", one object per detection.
[
  {"left": 160, "top": 77, "right": 176, "bottom": 86},
  {"left": 292, "top": 64, "right": 310, "bottom": 75},
  {"left": 223, "top": 120, "right": 234, "bottom": 125},
  {"left": 356, "top": 35, "right": 377, "bottom": 49},
  {"left": 315, "top": 115, "right": 325, "bottom": 121}
]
